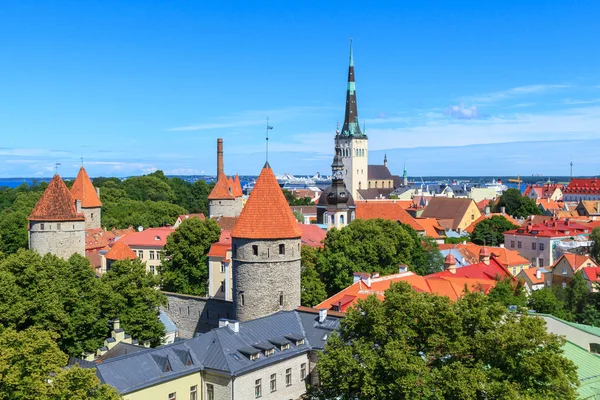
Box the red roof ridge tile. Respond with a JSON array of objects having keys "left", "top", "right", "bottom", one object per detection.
[
  {"left": 105, "top": 240, "right": 137, "bottom": 260},
  {"left": 70, "top": 166, "right": 102, "bottom": 208},
  {"left": 208, "top": 172, "right": 235, "bottom": 200},
  {"left": 29, "top": 175, "right": 85, "bottom": 221}
]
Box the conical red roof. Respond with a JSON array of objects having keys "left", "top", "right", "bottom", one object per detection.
[
  {"left": 232, "top": 163, "right": 301, "bottom": 239},
  {"left": 233, "top": 174, "right": 243, "bottom": 197},
  {"left": 208, "top": 172, "right": 235, "bottom": 200},
  {"left": 71, "top": 166, "right": 102, "bottom": 208},
  {"left": 29, "top": 175, "right": 85, "bottom": 221},
  {"left": 105, "top": 240, "right": 137, "bottom": 261}
]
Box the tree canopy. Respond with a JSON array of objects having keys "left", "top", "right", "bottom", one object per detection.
[
  {"left": 313, "top": 282, "right": 579, "bottom": 400},
  {"left": 314, "top": 219, "right": 443, "bottom": 295},
  {"left": 590, "top": 227, "right": 600, "bottom": 264},
  {"left": 492, "top": 188, "right": 541, "bottom": 218},
  {"left": 300, "top": 246, "right": 327, "bottom": 307},
  {"left": 159, "top": 218, "right": 221, "bottom": 296},
  {"left": 470, "top": 215, "right": 518, "bottom": 246}
]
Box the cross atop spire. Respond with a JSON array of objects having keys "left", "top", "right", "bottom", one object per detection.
[{"left": 340, "top": 38, "right": 366, "bottom": 139}]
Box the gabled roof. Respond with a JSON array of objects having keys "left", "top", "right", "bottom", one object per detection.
[
  {"left": 582, "top": 267, "right": 600, "bottom": 283},
  {"left": 367, "top": 165, "right": 393, "bottom": 180},
  {"left": 298, "top": 224, "right": 326, "bottom": 248},
  {"left": 578, "top": 201, "right": 600, "bottom": 215},
  {"left": 415, "top": 218, "right": 444, "bottom": 239},
  {"left": 120, "top": 227, "right": 174, "bottom": 248},
  {"left": 232, "top": 163, "right": 302, "bottom": 239},
  {"left": 420, "top": 197, "right": 479, "bottom": 230},
  {"left": 105, "top": 240, "right": 137, "bottom": 261},
  {"left": 70, "top": 166, "right": 102, "bottom": 208},
  {"left": 212, "top": 216, "right": 239, "bottom": 231},
  {"left": 520, "top": 267, "right": 546, "bottom": 285},
  {"left": 428, "top": 256, "right": 512, "bottom": 281},
  {"left": 29, "top": 175, "right": 85, "bottom": 222},
  {"left": 208, "top": 172, "right": 235, "bottom": 200},
  {"left": 553, "top": 253, "right": 597, "bottom": 271},
  {"left": 355, "top": 201, "right": 424, "bottom": 231},
  {"left": 357, "top": 188, "right": 394, "bottom": 200}
]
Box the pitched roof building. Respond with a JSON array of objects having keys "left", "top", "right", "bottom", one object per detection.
[
  {"left": 355, "top": 201, "right": 425, "bottom": 233},
  {"left": 420, "top": 197, "right": 482, "bottom": 232},
  {"left": 563, "top": 178, "right": 600, "bottom": 202},
  {"left": 70, "top": 166, "right": 102, "bottom": 229}
]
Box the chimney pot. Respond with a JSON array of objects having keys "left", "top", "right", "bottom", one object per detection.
[{"left": 318, "top": 308, "right": 327, "bottom": 323}]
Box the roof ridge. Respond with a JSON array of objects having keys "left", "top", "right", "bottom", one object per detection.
[
  {"left": 71, "top": 166, "right": 102, "bottom": 208},
  {"left": 29, "top": 175, "right": 85, "bottom": 221}
]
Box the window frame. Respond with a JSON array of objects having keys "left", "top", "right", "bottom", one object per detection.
[
  {"left": 270, "top": 373, "right": 277, "bottom": 392},
  {"left": 255, "top": 379, "right": 262, "bottom": 398},
  {"left": 206, "top": 383, "right": 214, "bottom": 400},
  {"left": 286, "top": 367, "right": 292, "bottom": 386},
  {"left": 190, "top": 385, "right": 198, "bottom": 400},
  {"left": 300, "top": 363, "right": 307, "bottom": 380}
]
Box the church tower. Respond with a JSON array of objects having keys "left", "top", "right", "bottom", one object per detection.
[
  {"left": 339, "top": 39, "right": 368, "bottom": 200},
  {"left": 317, "top": 132, "right": 356, "bottom": 230},
  {"left": 231, "top": 162, "right": 302, "bottom": 322},
  {"left": 28, "top": 174, "right": 86, "bottom": 259},
  {"left": 70, "top": 166, "right": 102, "bottom": 229}
]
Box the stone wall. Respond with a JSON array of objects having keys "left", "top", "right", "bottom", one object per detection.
[
  {"left": 232, "top": 237, "right": 301, "bottom": 322},
  {"left": 82, "top": 207, "right": 101, "bottom": 230},
  {"left": 209, "top": 197, "right": 242, "bottom": 218},
  {"left": 29, "top": 220, "right": 85, "bottom": 259},
  {"left": 162, "top": 292, "right": 234, "bottom": 339}
]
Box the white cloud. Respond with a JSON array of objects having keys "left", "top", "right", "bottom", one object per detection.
[{"left": 464, "top": 84, "right": 570, "bottom": 103}]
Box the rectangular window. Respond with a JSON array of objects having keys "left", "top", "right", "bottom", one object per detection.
[
  {"left": 532, "top": 243, "right": 537, "bottom": 250},
  {"left": 252, "top": 245, "right": 258, "bottom": 256},
  {"left": 540, "top": 259, "right": 544, "bottom": 267},
  {"left": 220, "top": 262, "right": 225, "bottom": 273},
  {"left": 57, "top": 223, "right": 61, "bottom": 230},
  {"left": 157, "top": 251, "right": 161, "bottom": 260},
  {"left": 240, "top": 292, "right": 245, "bottom": 306},
  {"left": 150, "top": 250, "right": 155, "bottom": 260},
  {"left": 190, "top": 385, "right": 197, "bottom": 400},
  {"left": 206, "top": 384, "right": 214, "bottom": 400},
  {"left": 279, "top": 291, "right": 284, "bottom": 306},
  {"left": 301, "top": 363, "right": 307, "bottom": 380},
  {"left": 221, "top": 280, "right": 225, "bottom": 292},
  {"left": 40, "top": 223, "right": 45, "bottom": 231},
  {"left": 168, "top": 393, "right": 176, "bottom": 400},
  {"left": 255, "top": 379, "right": 262, "bottom": 398},
  {"left": 270, "top": 373, "right": 277, "bottom": 392},
  {"left": 510, "top": 240, "right": 515, "bottom": 248},
  {"left": 539, "top": 243, "right": 545, "bottom": 251},
  {"left": 512, "top": 268, "right": 516, "bottom": 275},
  {"left": 562, "top": 267, "right": 567, "bottom": 275},
  {"left": 279, "top": 243, "right": 285, "bottom": 255},
  {"left": 517, "top": 241, "right": 522, "bottom": 249},
  {"left": 150, "top": 265, "right": 155, "bottom": 274},
  {"left": 138, "top": 250, "right": 143, "bottom": 259},
  {"left": 286, "top": 368, "right": 292, "bottom": 386}
]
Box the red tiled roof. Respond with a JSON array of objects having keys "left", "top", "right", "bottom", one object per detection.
[
  {"left": 298, "top": 224, "right": 327, "bottom": 248},
  {"left": 232, "top": 163, "right": 302, "bottom": 239},
  {"left": 505, "top": 219, "right": 590, "bottom": 238},
  {"left": 85, "top": 227, "right": 135, "bottom": 251},
  {"left": 355, "top": 201, "right": 425, "bottom": 231},
  {"left": 105, "top": 240, "right": 137, "bottom": 260},
  {"left": 70, "top": 166, "right": 102, "bottom": 208},
  {"left": 553, "top": 253, "right": 598, "bottom": 271},
  {"left": 207, "top": 243, "right": 230, "bottom": 258},
  {"left": 212, "top": 216, "right": 239, "bottom": 231},
  {"left": 29, "top": 175, "right": 85, "bottom": 222},
  {"left": 177, "top": 214, "right": 206, "bottom": 223},
  {"left": 208, "top": 172, "right": 235, "bottom": 200},
  {"left": 521, "top": 267, "right": 545, "bottom": 285},
  {"left": 565, "top": 178, "right": 600, "bottom": 193},
  {"left": 428, "top": 257, "right": 512, "bottom": 281},
  {"left": 476, "top": 199, "right": 492, "bottom": 211},
  {"left": 233, "top": 175, "right": 243, "bottom": 197},
  {"left": 415, "top": 217, "right": 444, "bottom": 239},
  {"left": 120, "top": 227, "right": 174, "bottom": 248},
  {"left": 582, "top": 267, "right": 600, "bottom": 283}
]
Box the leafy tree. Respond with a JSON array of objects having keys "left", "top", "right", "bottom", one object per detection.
[
  {"left": 487, "top": 277, "right": 527, "bottom": 308},
  {"left": 492, "top": 188, "right": 541, "bottom": 218},
  {"left": 316, "top": 219, "right": 442, "bottom": 295},
  {"left": 528, "top": 287, "right": 567, "bottom": 319},
  {"left": 282, "top": 189, "right": 312, "bottom": 206},
  {"left": 101, "top": 199, "right": 186, "bottom": 229},
  {"left": 300, "top": 246, "right": 327, "bottom": 307},
  {"left": 0, "top": 328, "right": 121, "bottom": 400},
  {"left": 313, "top": 282, "right": 579, "bottom": 400},
  {"left": 190, "top": 179, "right": 213, "bottom": 215},
  {"left": 121, "top": 174, "right": 175, "bottom": 202},
  {"left": 159, "top": 218, "right": 221, "bottom": 296},
  {"left": 590, "top": 227, "right": 600, "bottom": 263},
  {"left": 102, "top": 259, "right": 166, "bottom": 347},
  {"left": 565, "top": 271, "right": 592, "bottom": 321},
  {"left": 471, "top": 215, "right": 518, "bottom": 246}
]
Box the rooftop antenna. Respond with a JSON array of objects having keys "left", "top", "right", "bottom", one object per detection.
[
  {"left": 81, "top": 157, "right": 83, "bottom": 166},
  {"left": 54, "top": 162, "right": 61, "bottom": 175},
  {"left": 265, "top": 117, "right": 273, "bottom": 163},
  {"left": 570, "top": 156, "right": 573, "bottom": 180}
]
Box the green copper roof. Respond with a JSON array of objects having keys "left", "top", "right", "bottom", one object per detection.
[{"left": 562, "top": 341, "right": 600, "bottom": 399}]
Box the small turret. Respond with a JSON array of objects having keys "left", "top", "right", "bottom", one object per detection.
[{"left": 444, "top": 253, "right": 457, "bottom": 274}]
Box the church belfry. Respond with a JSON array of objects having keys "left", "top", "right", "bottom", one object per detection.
[{"left": 339, "top": 39, "right": 368, "bottom": 200}]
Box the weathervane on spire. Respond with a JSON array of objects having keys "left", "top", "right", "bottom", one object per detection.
[
  {"left": 54, "top": 162, "right": 61, "bottom": 175},
  {"left": 265, "top": 117, "right": 273, "bottom": 162}
]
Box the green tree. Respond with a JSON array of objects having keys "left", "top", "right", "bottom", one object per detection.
[
  {"left": 471, "top": 215, "right": 518, "bottom": 246},
  {"left": 282, "top": 189, "right": 312, "bottom": 206},
  {"left": 528, "top": 287, "right": 567, "bottom": 319},
  {"left": 493, "top": 188, "right": 541, "bottom": 218},
  {"left": 487, "top": 277, "right": 527, "bottom": 308},
  {"left": 121, "top": 174, "right": 175, "bottom": 202},
  {"left": 590, "top": 227, "right": 600, "bottom": 263},
  {"left": 0, "top": 328, "right": 121, "bottom": 400},
  {"left": 300, "top": 246, "right": 327, "bottom": 307},
  {"left": 566, "top": 271, "right": 592, "bottom": 322},
  {"left": 313, "top": 282, "right": 579, "bottom": 400},
  {"left": 102, "top": 259, "right": 167, "bottom": 347},
  {"left": 159, "top": 218, "right": 221, "bottom": 296}
]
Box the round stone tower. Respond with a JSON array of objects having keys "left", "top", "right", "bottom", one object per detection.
[
  {"left": 231, "top": 162, "right": 302, "bottom": 322},
  {"left": 28, "top": 174, "right": 86, "bottom": 259}
]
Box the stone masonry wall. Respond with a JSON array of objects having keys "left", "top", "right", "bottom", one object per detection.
[
  {"left": 29, "top": 220, "right": 85, "bottom": 259},
  {"left": 82, "top": 207, "right": 101, "bottom": 230},
  {"left": 162, "top": 292, "right": 234, "bottom": 339},
  {"left": 209, "top": 197, "right": 242, "bottom": 218},
  {"left": 232, "top": 237, "right": 301, "bottom": 322}
]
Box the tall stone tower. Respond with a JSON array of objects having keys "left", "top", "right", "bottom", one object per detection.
[
  {"left": 317, "top": 132, "right": 356, "bottom": 230},
  {"left": 70, "top": 166, "right": 102, "bottom": 229},
  {"left": 339, "top": 39, "right": 368, "bottom": 200},
  {"left": 231, "top": 162, "right": 302, "bottom": 322},
  {"left": 208, "top": 138, "right": 243, "bottom": 218},
  {"left": 28, "top": 174, "right": 86, "bottom": 259}
]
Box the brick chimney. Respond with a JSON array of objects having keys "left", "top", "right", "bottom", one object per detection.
[
  {"left": 444, "top": 253, "right": 457, "bottom": 274},
  {"left": 217, "top": 138, "right": 224, "bottom": 177},
  {"left": 479, "top": 247, "right": 491, "bottom": 265}
]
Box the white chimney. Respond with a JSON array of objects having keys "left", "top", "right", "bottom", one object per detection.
[
  {"left": 228, "top": 321, "right": 239, "bottom": 333},
  {"left": 536, "top": 269, "right": 542, "bottom": 280},
  {"left": 75, "top": 199, "right": 82, "bottom": 213},
  {"left": 500, "top": 243, "right": 505, "bottom": 248},
  {"left": 219, "top": 318, "right": 229, "bottom": 328},
  {"left": 372, "top": 272, "right": 380, "bottom": 279},
  {"left": 318, "top": 308, "right": 327, "bottom": 323},
  {"left": 398, "top": 265, "right": 408, "bottom": 273}
]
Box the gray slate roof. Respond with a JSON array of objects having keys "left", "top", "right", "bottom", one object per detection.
[
  {"left": 89, "top": 310, "right": 341, "bottom": 394},
  {"left": 368, "top": 165, "right": 393, "bottom": 180}
]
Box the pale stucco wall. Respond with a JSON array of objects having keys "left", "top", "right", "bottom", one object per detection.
[
  {"left": 209, "top": 253, "right": 232, "bottom": 300},
  {"left": 82, "top": 207, "right": 101, "bottom": 230},
  {"left": 29, "top": 220, "right": 85, "bottom": 259},
  {"left": 124, "top": 372, "right": 202, "bottom": 400}
]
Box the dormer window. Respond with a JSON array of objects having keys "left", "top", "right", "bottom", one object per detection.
[
  {"left": 264, "top": 348, "right": 275, "bottom": 357},
  {"left": 281, "top": 343, "right": 290, "bottom": 351},
  {"left": 239, "top": 346, "right": 261, "bottom": 361},
  {"left": 250, "top": 353, "right": 259, "bottom": 361}
]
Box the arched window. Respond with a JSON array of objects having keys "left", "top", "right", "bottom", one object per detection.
[
  {"left": 351, "top": 211, "right": 355, "bottom": 221},
  {"left": 330, "top": 214, "right": 334, "bottom": 224},
  {"left": 340, "top": 214, "right": 345, "bottom": 225}
]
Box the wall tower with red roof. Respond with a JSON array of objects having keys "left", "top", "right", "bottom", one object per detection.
[
  {"left": 28, "top": 174, "right": 86, "bottom": 259},
  {"left": 70, "top": 166, "right": 102, "bottom": 229},
  {"left": 231, "top": 162, "right": 302, "bottom": 321},
  {"left": 208, "top": 138, "right": 243, "bottom": 218}
]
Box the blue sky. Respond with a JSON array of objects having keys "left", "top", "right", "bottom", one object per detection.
[{"left": 1, "top": 1, "right": 599, "bottom": 178}]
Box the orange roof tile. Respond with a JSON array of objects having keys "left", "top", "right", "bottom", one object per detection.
[
  {"left": 355, "top": 201, "right": 425, "bottom": 231},
  {"left": 208, "top": 172, "right": 235, "bottom": 200},
  {"left": 29, "top": 175, "right": 85, "bottom": 222},
  {"left": 232, "top": 163, "right": 302, "bottom": 239},
  {"left": 120, "top": 227, "right": 174, "bottom": 248},
  {"left": 555, "top": 253, "right": 598, "bottom": 271},
  {"left": 70, "top": 166, "right": 102, "bottom": 208},
  {"left": 415, "top": 217, "right": 444, "bottom": 239},
  {"left": 212, "top": 216, "right": 239, "bottom": 231},
  {"left": 521, "top": 267, "right": 545, "bottom": 285},
  {"left": 233, "top": 174, "right": 243, "bottom": 197},
  {"left": 298, "top": 224, "right": 327, "bottom": 248},
  {"left": 105, "top": 240, "right": 137, "bottom": 261},
  {"left": 207, "top": 243, "right": 230, "bottom": 258},
  {"left": 453, "top": 243, "right": 530, "bottom": 268}
]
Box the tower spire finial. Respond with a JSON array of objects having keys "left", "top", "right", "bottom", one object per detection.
[
  {"left": 265, "top": 117, "right": 273, "bottom": 163},
  {"left": 340, "top": 38, "right": 364, "bottom": 138},
  {"left": 349, "top": 37, "right": 354, "bottom": 67}
]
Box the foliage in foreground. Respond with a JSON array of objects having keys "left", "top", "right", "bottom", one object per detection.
[
  {"left": 313, "top": 282, "right": 579, "bottom": 400},
  {"left": 470, "top": 215, "right": 518, "bottom": 246}
]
